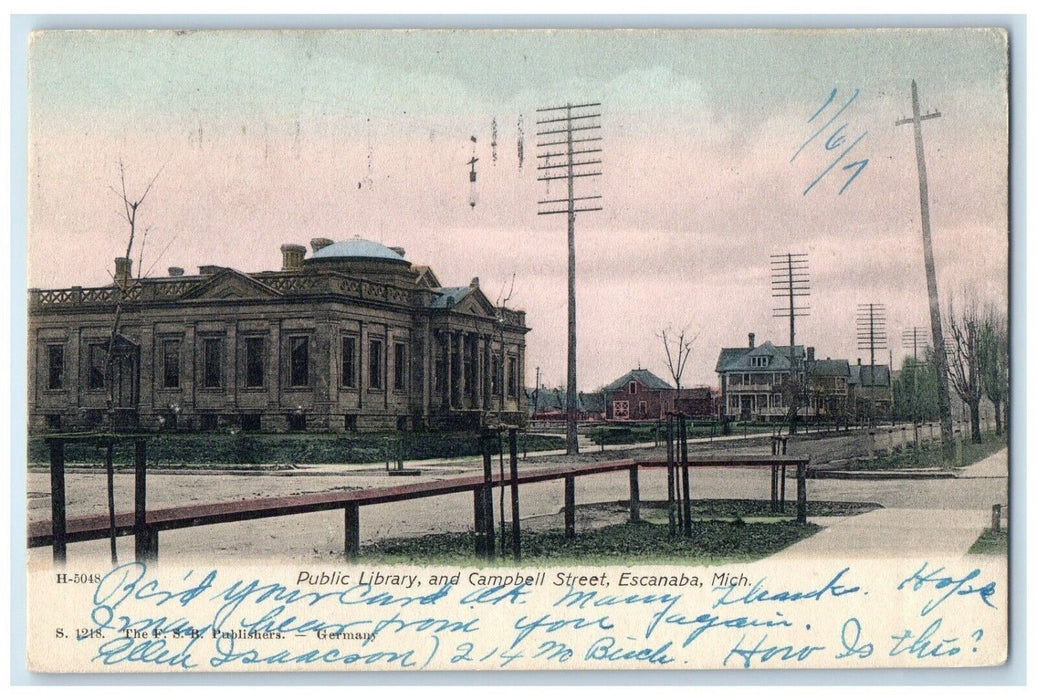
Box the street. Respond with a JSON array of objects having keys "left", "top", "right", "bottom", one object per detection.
[{"left": 25, "top": 431, "right": 1009, "bottom": 565}]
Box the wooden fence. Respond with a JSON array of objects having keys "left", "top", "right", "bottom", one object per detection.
[{"left": 29, "top": 432, "right": 809, "bottom": 564}]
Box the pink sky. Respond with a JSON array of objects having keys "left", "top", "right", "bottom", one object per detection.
[{"left": 28, "top": 29, "right": 1009, "bottom": 389}]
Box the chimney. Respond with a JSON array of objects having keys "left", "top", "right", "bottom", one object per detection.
[
  {"left": 198, "top": 265, "right": 222, "bottom": 276},
  {"left": 310, "top": 237, "right": 333, "bottom": 254},
  {"left": 114, "top": 257, "right": 132, "bottom": 286},
  {"left": 281, "top": 243, "right": 306, "bottom": 271},
  {"left": 858, "top": 358, "right": 862, "bottom": 365},
  {"left": 470, "top": 277, "right": 480, "bottom": 289},
  {"left": 748, "top": 333, "right": 755, "bottom": 349},
  {"left": 167, "top": 266, "right": 184, "bottom": 277},
  {"left": 807, "top": 347, "right": 815, "bottom": 362},
  {"left": 389, "top": 246, "right": 406, "bottom": 258}
]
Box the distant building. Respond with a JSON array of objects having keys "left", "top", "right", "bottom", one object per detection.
[
  {"left": 598, "top": 369, "right": 714, "bottom": 421},
  {"left": 28, "top": 238, "right": 529, "bottom": 433},
  {"left": 716, "top": 333, "right": 888, "bottom": 423},
  {"left": 602, "top": 369, "right": 674, "bottom": 420},
  {"left": 715, "top": 333, "right": 808, "bottom": 421},
  {"left": 849, "top": 360, "right": 893, "bottom": 420},
  {"left": 527, "top": 388, "right": 605, "bottom": 422},
  {"left": 805, "top": 358, "right": 851, "bottom": 420}
]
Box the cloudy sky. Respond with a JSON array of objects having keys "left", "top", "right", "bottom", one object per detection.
[{"left": 27, "top": 28, "right": 1008, "bottom": 389}]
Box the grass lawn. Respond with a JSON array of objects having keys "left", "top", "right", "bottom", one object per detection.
[
  {"left": 363, "top": 520, "right": 821, "bottom": 565},
  {"left": 968, "top": 528, "right": 1008, "bottom": 555},
  {"left": 854, "top": 431, "right": 1007, "bottom": 471},
  {"left": 358, "top": 498, "right": 875, "bottom": 565},
  {"left": 28, "top": 431, "right": 566, "bottom": 467}
]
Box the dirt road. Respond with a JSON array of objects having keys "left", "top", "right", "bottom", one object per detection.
[{"left": 25, "top": 431, "right": 1007, "bottom": 564}]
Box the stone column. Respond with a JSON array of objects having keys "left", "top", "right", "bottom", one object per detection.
[
  {"left": 476, "top": 335, "right": 486, "bottom": 410},
  {"left": 457, "top": 331, "right": 466, "bottom": 407},
  {"left": 446, "top": 330, "right": 454, "bottom": 409}
]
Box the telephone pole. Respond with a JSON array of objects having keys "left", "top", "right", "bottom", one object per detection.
[
  {"left": 902, "top": 326, "right": 928, "bottom": 363},
  {"left": 856, "top": 303, "right": 888, "bottom": 368},
  {"left": 536, "top": 102, "right": 602, "bottom": 455},
  {"left": 902, "top": 326, "right": 930, "bottom": 423},
  {"left": 772, "top": 252, "right": 810, "bottom": 433},
  {"left": 896, "top": 80, "right": 954, "bottom": 455}
]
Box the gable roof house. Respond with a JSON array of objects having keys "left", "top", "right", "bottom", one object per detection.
[
  {"left": 849, "top": 360, "right": 893, "bottom": 420},
  {"left": 715, "top": 333, "right": 809, "bottom": 421},
  {"left": 805, "top": 358, "right": 852, "bottom": 419},
  {"left": 28, "top": 237, "right": 529, "bottom": 433}
]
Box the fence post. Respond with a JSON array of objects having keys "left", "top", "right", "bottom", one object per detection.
[
  {"left": 796, "top": 461, "right": 808, "bottom": 524},
  {"left": 474, "top": 488, "right": 485, "bottom": 557},
  {"left": 134, "top": 439, "right": 157, "bottom": 562},
  {"left": 628, "top": 465, "right": 641, "bottom": 523},
  {"left": 770, "top": 465, "right": 779, "bottom": 512},
  {"left": 991, "top": 504, "right": 1002, "bottom": 532},
  {"left": 344, "top": 503, "right": 360, "bottom": 560},
  {"left": 564, "top": 475, "right": 576, "bottom": 539},
  {"left": 666, "top": 414, "right": 677, "bottom": 537},
  {"left": 481, "top": 432, "right": 495, "bottom": 558},
  {"left": 780, "top": 465, "right": 787, "bottom": 512},
  {"left": 48, "top": 438, "right": 67, "bottom": 566},
  {"left": 106, "top": 441, "right": 117, "bottom": 565},
  {"left": 509, "top": 429, "right": 520, "bottom": 560},
  {"left": 680, "top": 414, "right": 692, "bottom": 537}
]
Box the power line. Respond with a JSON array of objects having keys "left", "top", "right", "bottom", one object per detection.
[
  {"left": 771, "top": 252, "right": 810, "bottom": 433},
  {"left": 536, "top": 101, "right": 603, "bottom": 456},
  {"left": 856, "top": 303, "right": 888, "bottom": 367},
  {"left": 895, "top": 79, "right": 954, "bottom": 453}
]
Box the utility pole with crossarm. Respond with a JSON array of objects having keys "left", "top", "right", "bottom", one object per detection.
[
  {"left": 536, "top": 102, "right": 602, "bottom": 455},
  {"left": 896, "top": 80, "right": 954, "bottom": 457}
]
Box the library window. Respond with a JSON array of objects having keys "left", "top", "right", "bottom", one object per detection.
[
  {"left": 244, "top": 337, "right": 265, "bottom": 388},
  {"left": 369, "top": 339, "right": 383, "bottom": 390},
  {"left": 47, "top": 344, "right": 64, "bottom": 390},
  {"left": 394, "top": 342, "right": 407, "bottom": 391},
  {"left": 289, "top": 336, "right": 309, "bottom": 387},
  {"left": 88, "top": 344, "right": 106, "bottom": 390},
  {"left": 162, "top": 339, "right": 181, "bottom": 389},
  {"left": 507, "top": 356, "right": 518, "bottom": 398},
  {"left": 341, "top": 336, "right": 357, "bottom": 388},
  {"left": 203, "top": 338, "right": 222, "bottom": 388}
]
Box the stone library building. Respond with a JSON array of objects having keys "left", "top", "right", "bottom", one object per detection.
[{"left": 28, "top": 238, "right": 529, "bottom": 433}]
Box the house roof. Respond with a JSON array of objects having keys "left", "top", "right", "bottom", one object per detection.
[
  {"left": 603, "top": 369, "right": 674, "bottom": 392},
  {"left": 849, "top": 364, "right": 891, "bottom": 387},
  {"left": 715, "top": 341, "right": 805, "bottom": 372},
  {"left": 806, "top": 359, "right": 851, "bottom": 377}
]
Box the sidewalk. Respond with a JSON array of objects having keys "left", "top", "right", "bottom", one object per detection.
[
  {"left": 769, "top": 448, "right": 1008, "bottom": 560},
  {"left": 958, "top": 446, "right": 1009, "bottom": 478}
]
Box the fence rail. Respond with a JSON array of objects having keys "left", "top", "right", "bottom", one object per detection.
[{"left": 30, "top": 434, "right": 809, "bottom": 564}]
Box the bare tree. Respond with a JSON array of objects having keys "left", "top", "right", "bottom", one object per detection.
[
  {"left": 659, "top": 326, "right": 698, "bottom": 412},
  {"left": 493, "top": 274, "right": 516, "bottom": 424},
  {"left": 980, "top": 305, "right": 1008, "bottom": 435},
  {"left": 105, "top": 160, "right": 164, "bottom": 428},
  {"left": 946, "top": 296, "right": 984, "bottom": 444},
  {"left": 99, "top": 161, "right": 162, "bottom": 565}
]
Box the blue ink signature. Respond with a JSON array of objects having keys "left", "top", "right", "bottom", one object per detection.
[
  {"left": 889, "top": 618, "right": 962, "bottom": 660},
  {"left": 792, "top": 87, "right": 869, "bottom": 195},
  {"left": 712, "top": 567, "right": 861, "bottom": 608},
  {"left": 835, "top": 617, "right": 874, "bottom": 660},
  {"left": 724, "top": 634, "right": 826, "bottom": 668},
  {"left": 896, "top": 562, "right": 997, "bottom": 615}
]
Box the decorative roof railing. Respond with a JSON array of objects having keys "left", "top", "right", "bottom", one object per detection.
[{"left": 31, "top": 272, "right": 525, "bottom": 327}]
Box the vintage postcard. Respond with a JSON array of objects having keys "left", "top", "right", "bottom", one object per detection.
[{"left": 23, "top": 26, "right": 1010, "bottom": 673}]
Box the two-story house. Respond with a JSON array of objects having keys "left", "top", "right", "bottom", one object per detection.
[{"left": 715, "top": 333, "right": 808, "bottom": 421}]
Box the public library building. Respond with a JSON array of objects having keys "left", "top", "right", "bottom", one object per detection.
[{"left": 28, "top": 238, "right": 529, "bottom": 433}]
